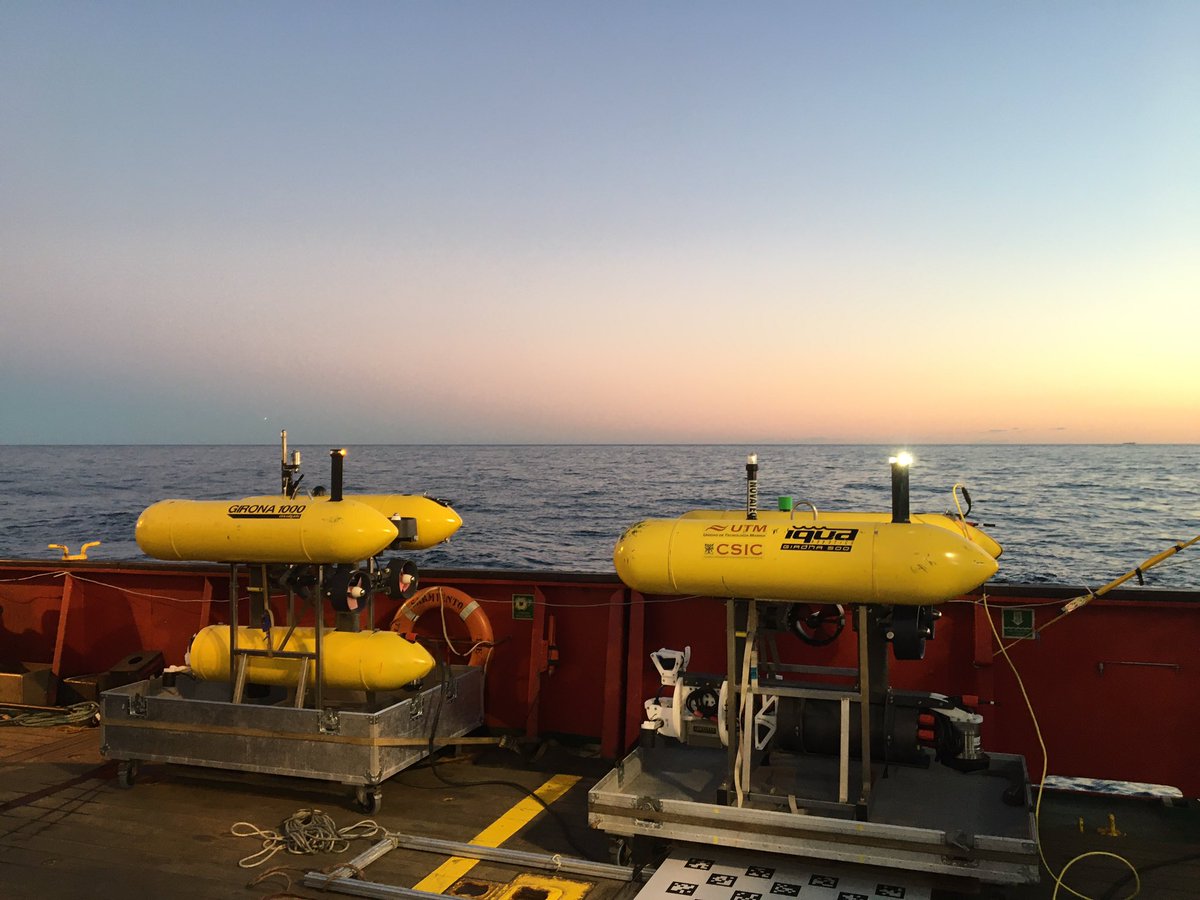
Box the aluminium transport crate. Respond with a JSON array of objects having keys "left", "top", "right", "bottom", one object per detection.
[{"left": 100, "top": 665, "right": 483, "bottom": 808}]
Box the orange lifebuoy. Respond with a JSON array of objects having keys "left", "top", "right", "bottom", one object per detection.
[{"left": 390, "top": 585, "right": 494, "bottom": 667}]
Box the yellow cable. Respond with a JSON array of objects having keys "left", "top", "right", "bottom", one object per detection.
[
  {"left": 950, "top": 483, "right": 970, "bottom": 539},
  {"left": 1051, "top": 852, "right": 1140, "bottom": 900},
  {"left": 981, "top": 594, "right": 1140, "bottom": 900}
]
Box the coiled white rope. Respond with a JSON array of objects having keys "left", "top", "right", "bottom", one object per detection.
[{"left": 231, "top": 808, "right": 383, "bottom": 868}]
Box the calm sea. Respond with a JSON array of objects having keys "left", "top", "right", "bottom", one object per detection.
[{"left": 1, "top": 444, "right": 1196, "bottom": 589}]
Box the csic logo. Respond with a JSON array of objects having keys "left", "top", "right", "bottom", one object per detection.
[
  {"left": 781, "top": 526, "right": 858, "bottom": 553},
  {"left": 704, "top": 542, "right": 764, "bottom": 558}
]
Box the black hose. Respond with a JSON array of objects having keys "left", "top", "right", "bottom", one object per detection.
[
  {"left": 1099, "top": 851, "right": 1200, "bottom": 900},
  {"left": 426, "top": 752, "right": 598, "bottom": 862},
  {"left": 418, "top": 660, "right": 599, "bottom": 863}
]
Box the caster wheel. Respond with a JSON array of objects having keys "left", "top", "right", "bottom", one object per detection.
[
  {"left": 609, "top": 837, "right": 632, "bottom": 866},
  {"left": 116, "top": 760, "right": 139, "bottom": 789},
  {"left": 610, "top": 835, "right": 665, "bottom": 870},
  {"left": 355, "top": 785, "right": 383, "bottom": 815}
]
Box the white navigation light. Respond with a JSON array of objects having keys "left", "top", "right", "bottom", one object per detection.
[{"left": 890, "top": 452, "right": 914, "bottom": 468}]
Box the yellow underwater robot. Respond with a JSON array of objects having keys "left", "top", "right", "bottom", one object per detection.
[
  {"left": 614, "top": 454, "right": 1000, "bottom": 605},
  {"left": 136, "top": 438, "right": 461, "bottom": 691}
]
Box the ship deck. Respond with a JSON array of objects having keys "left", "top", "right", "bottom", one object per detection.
[{"left": 3, "top": 723, "right": 1198, "bottom": 900}]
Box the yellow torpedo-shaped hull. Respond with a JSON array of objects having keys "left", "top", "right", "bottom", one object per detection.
[
  {"left": 613, "top": 517, "right": 999, "bottom": 605},
  {"left": 188, "top": 626, "right": 435, "bottom": 690},
  {"left": 680, "top": 509, "right": 1002, "bottom": 559},
  {"left": 348, "top": 494, "right": 463, "bottom": 549},
  {"left": 135, "top": 490, "right": 470, "bottom": 563},
  {"left": 136, "top": 496, "right": 398, "bottom": 563}
]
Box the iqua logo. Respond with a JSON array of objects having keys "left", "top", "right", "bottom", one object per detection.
[{"left": 781, "top": 526, "right": 858, "bottom": 553}]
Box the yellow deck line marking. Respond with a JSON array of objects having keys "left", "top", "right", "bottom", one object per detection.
[{"left": 413, "top": 773, "right": 581, "bottom": 893}]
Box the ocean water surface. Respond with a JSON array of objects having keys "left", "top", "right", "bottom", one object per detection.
[{"left": 0, "top": 444, "right": 1196, "bottom": 589}]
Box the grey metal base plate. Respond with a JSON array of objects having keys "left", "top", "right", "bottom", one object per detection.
[{"left": 589, "top": 745, "right": 1039, "bottom": 886}]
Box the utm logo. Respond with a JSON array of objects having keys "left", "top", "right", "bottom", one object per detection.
[
  {"left": 781, "top": 526, "right": 858, "bottom": 553},
  {"left": 702, "top": 523, "right": 769, "bottom": 536}
]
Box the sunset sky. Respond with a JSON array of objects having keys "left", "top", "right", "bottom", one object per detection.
[{"left": 3, "top": 3, "right": 1197, "bottom": 445}]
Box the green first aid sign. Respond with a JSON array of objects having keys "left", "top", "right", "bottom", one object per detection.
[{"left": 1001, "top": 607, "right": 1035, "bottom": 640}]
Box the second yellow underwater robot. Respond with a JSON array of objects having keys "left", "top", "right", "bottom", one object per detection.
[
  {"left": 187, "top": 625, "right": 436, "bottom": 690},
  {"left": 136, "top": 493, "right": 462, "bottom": 564}
]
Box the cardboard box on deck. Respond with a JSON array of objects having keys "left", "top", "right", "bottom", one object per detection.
[
  {"left": 1, "top": 651, "right": 166, "bottom": 707},
  {"left": 0, "top": 662, "right": 53, "bottom": 706}
]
